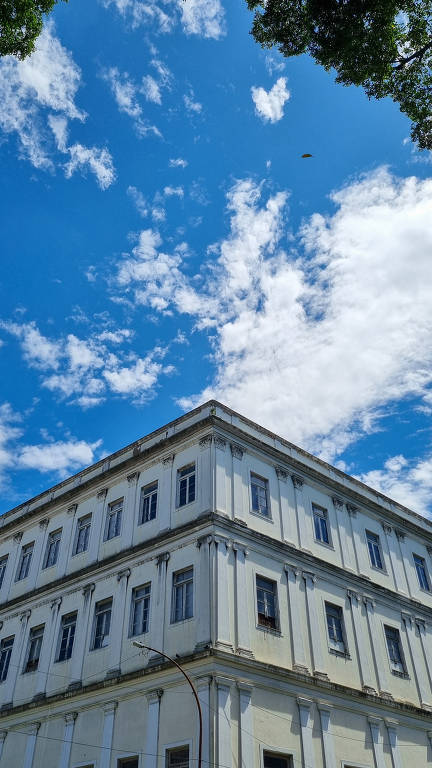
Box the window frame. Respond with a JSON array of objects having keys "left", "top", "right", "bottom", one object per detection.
[
  {"left": 104, "top": 498, "right": 123, "bottom": 541},
  {"left": 413, "top": 553, "right": 430, "bottom": 592},
  {"left": 91, "top": 598, "right": 113, "bottom": 650},
  {"left": 73, "top": 514, "right": 92, "bottom": 556},
  {"left": 250, "top": 472, "right": 271, "bottom": 519},
  {"left": 262, "top": 751, "right": 294, "bottom": 768},
  {"left": 384, "top": 624, "right": 407, "bottom": 677},
  {"left": 129, "top": 583, "right": 151, "bottom": 637},
  {"left": 139, "top": 481, "right": 158, "bottom": 525},
  {"left": 24, "top": 624, "right": 44, "bottom": 673},
  {"left": 171, "top": 568, "right": 194, "bottom": 624},
  {"left": 15, "top": 542, "right": 34, "bottom": 582},
  {"left": 366, "top": 530, "right": 384, "bottom": 571},
  {"left": 176, "top": 464, "right": 196, "bottom": 508},
  {"left": 43, "top": 528, "right": 62, "bottom": 569},
  {"left": 312, "top": 504, "right": 331, "bottom": 546},
  {"left": 256, "top": 574, "right": 280, "bottom": 632},
  {"left": 0, "top": 555, "right": 8, "bottom": 590},
  {"left": 0, "top": 635, "right": 14, "bottom": 683},
  {"left": 117, "top": 758, "right": 139, "bottom": 768},
  {"left": 164, "top": 741, "right": 191, "bottom": 768},
  {"left": 56, "top": 612, "right": 77, "bottom": 662},
  {"left": 324, "top": 601, "right": 348, "bottom": 656}
]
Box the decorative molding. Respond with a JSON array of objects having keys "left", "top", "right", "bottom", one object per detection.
[
  {"left": 233, "top": 543, "right": 249, "bottom": 557},
  {"left": 26, "top": 722, "right": 41, "bottom": 734},
  {"left": 275, "top": 466, "right": 288, "bottom": 481},
  {"left": 20, "top": 609, "right": 31, "bottom": 622},
  {"left": 346, "top": 503, "right": 358, "bottom": 517},
  {"left": 97, "top": 488, "right": 108, "bottom": 501},
  {"left": 162, "top": 453, "right": 175, "bottom": 467},
  {"left": 332, "top": 497, "right": 344, "bottom": 509},
  {"left": 427, "top": 546, "right": 432, "bottom": 557},
  {"left": 39, "top": 518, "right": 49, "bottom": 530},
  {"left": 199, "top": 435, "right": 213, "bottom": 450},
  {"left": 215, "top": 676, "right": 234, "bottom": 689},
  {"left": 146, "top": 689, "right": 163, "bottom": 703},
  {"left": 395, "top": 529, "right": 405, "bottom": 542},
  {"left": 347, "top": 589, "right": 360, "bottom": 602},
  {"left": 117, "top": 568, "right": 131, "bottom": 582},
  {"left": 237, "top": 681, "right": 254, "bottom": 695},
  {"left": 381, "top": 523, "right": 392, "bottom": 535},
  {"left": 156, "top": 551, "right": 170, "bottom": 566},
  {"left": 302, "top": 570, "right": 317, "bottom": 585},
  {"left": 13, "top": 532, "right": 23, "bottom": 544},
  {"left": 0, "top": 730, "right": 7, "bottom": 741},
  {"left": 363, "top": 596, "right": 376, "bottom": 609},
  {"left": 291, "top": 474, "right": 304, "bottom": 490},
  {"left": 50, "top": 597, "right": 62, "bottom": 610},
  {"left": 196, "top": 534, "right": 214, "bottom": 549},
  {"left": 103, "top": 701, "right": 118, "bottom": 715},
  {"left": 82, "top": 582, "right": 95, "bottom": 598},
  {"left": 415, "top": 617, "right": 426, "bottom": 632},
  {"left": 284, "top": 563, "right": 301, "bottom": 579},
  {"left": 230, "top": 442, "right": 244, "bottom": 460},
  {"left": 214, "top": 436, "right": 226, "bottom": 451},
  {"left": 64, "top": 712, "right": 78, "bottom": 724},
  {"left": 297, "top": 696, "right": 312, "bottom": 709},
  {"left": 66, "top": 504, "right": 77, "bottom": 516},
  {"left": 127, "top": 472, "right": 139, "bottom": 485}
]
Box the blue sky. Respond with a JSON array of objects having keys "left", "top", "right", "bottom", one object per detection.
[{"left": 1, "top": 0, "right": 432, "bottom": 517}]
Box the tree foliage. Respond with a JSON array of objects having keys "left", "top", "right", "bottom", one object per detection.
[
  {"left": 0, "top": 0, "right": 66, "bottom": 59},
  {"left": 247, "top": 0, "right": 432, "bottom": 150}
]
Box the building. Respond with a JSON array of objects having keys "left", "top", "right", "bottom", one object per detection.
[{"left": 0, "top": 400, "right": 431, "bottom": 768}]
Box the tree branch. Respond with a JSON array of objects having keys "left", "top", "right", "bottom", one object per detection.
[{"left": 395, "top": 40, "right": 432, "bottom": 70}]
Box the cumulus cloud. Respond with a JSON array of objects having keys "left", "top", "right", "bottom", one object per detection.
[
  {"left": 0, "top": 22, "right": 115, "bottom": 187},
  {"left": 102, "top": 67, "right": 160, "bottom": 137},
  {"left": 251, "top": 77, "right": 290, "bottom": 123},
  {"left": 101, "top": 0, "right": 225, "bottom": 39},
  {"left": 127, "top": 185, "right": 148, "bottom": 217},
  {"left": 114, "top": 168, "right": 432, "bottom": 474},
  {"left": 169, "top": 157, "right": 188, "bottom": 168},
  {"left": 184, "top": 90, "right": 202, "bottom": 114},
  {"left": 358, "top": 455, "right": 432, "bottom": 518},
  {"left": 100, "top": 0, "right": 173, "bottom": 33},
  {"left": 164, "top": 185, "right": 184, "bottom": 198},
  {"left": 179, "top": 0, "right": 225, "bottom": 39}
]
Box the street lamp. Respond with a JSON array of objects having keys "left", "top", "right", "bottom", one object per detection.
[{"left": 133, "top": 641, "right": 203, "bottom": 768}]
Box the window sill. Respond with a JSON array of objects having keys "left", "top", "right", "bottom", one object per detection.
[
  {"left": 129, "top": 630, "right": 149, "bottom": 639},
  {"left": 256, "top": 624, "right": 281, "bottom": 637},
  {"left": 137, "top": 517, "right": 157, "bottom": 527},
  {"left": 71, "top": 550, "right": 88, "bottom": 558},
  {"left": 90, "top": 644, "right": 110, "bottom": 652},
  {"left": 391, "top": 669, "right": 409, "bottom": 679},
  {"left": 313, "top": 538, "right": 334, "bottom": 551},
  {"left": 103, "top": 535, "right": 121, "bottom": 543},
  {"left": 329, "top": 647, "right": 351, "bottom": 660},
  {"left": 370, "top": 564, "right": 388, "bottom": 576},
  {"left": 170, "top": 616, "right": 194, "bottom": 626},
  {"left": 41, "top": 563, "right": 57, "bottom": 571},
  {"left": 249, "top": 510, "right": 273, "bottom": 523}
]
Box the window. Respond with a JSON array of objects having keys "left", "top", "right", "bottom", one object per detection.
[
  {"left": 74, "top": 514, "right": 91, "bottom": 555},
  {"left": 172, "top": 569, "right": 193, "bottom": 623},
  {"left": 57, "top": 612, "right": 77, "bottom": 662},
  {"left": 251, "top": 474, "right": 269, "bottom": 517},
  {"left": 0, "top": 556, "right": 8, "bottom": 590},
  {"left": 118, "top": 760, "right": 138, "bottom": 768},
  {"left": 24, "top": 625, "right": 44, "bottom": 673},
  {"left": 105, "top": 499, "right": 123, "bottom": 541},
  {"left": 313, "top": 505, "right": 329, "bottom": 545},
  {"left": 263, "top": 753, "right": 293, "bottom": 768},
  {"left": 366, "top": 531, "right": 383, "bottom": 570},
  {"left": 256, "top": 576, "right": 279, "bottom": 630},
  {"left": 166, "top": 746, "right": 189, "bottom": 768},
  {"left": 385, "top": 625, "right": 406, "bottom": 675},
  {"left": 43, "top": 529, "right": 62, "bottom": 569},
  {"left": 325, "top": 602, "right": 346, "bottom": 654},
  {"left": 92, "top": 599, "right": 112, "bottom": 650},
  {"left": 16, "top": 542, "right": 34, "bottom": 581},
  {"left": 139, "top": 482, "right": 158, "bottom": 524},
  {"left": 130, "top": 584, "right": 151, "bottom": 636},
  {"left": 0, "top": 636, "right": 14, "bottom": 682},
  {"left": 177, "top": 464, "right": 195, "bottom": 507},
  {"left": 414, "top": 554, "right": 430, "bottom": 591}
]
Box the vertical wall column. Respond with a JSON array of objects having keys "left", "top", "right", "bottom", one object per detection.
[
  {"left": 276, "top": 468, "right": 296, "bottom": 546},
  {"left": 238, "top": 682, "right": 254, "bottom": 768},
  {"left": 28, "top": 519, "right": 49, "bottom": 590},
  {"left": 346, "top": 590, "right": 375, "bottom": 693},
  {"left": 59, "top": 712, "right": 77, "bottom": 768},
  {"left": 123, "top": 472, "right": 139, "bottom": 547},
  {"left": 234, "top": 545, "right": 253, "bottom": 657},
  {"left": 368, "top": 717, "right": 386, "bottom": 768},
  {"left": 88, "top": 488, "right": 108, "bottom": 563},
  {"left": 291, "top": 476, "right": 312, "bottom": 553},
  {"left": 196, "top": 676, "right": 211, "bottom": 768},
  {"left": 0, "top": 532, "right": 23, "bottom": 603},
  {"left": 159, "top": 454, "right": 174, "bottom": 532},
  {"left": 386, "top": 719, "right": 403, "bottom": 768},
  {"left": 1, "top": 609, "right": 31, "bottom": 707},
  {"left": 195, "top": 536, "right": 212, "bottom": 651},
  {"left": 199, "top": 435, "right": 213, "bottom": 514},
  {"left": 34, "top": 597, "right": 62, "bottom": 699},
  {"left": 381, "top": 525, "right": 408, "bottom": 594},
  {"left": 107, "top": 568, "right": 131, "bottom": 678},
  {"left": 297, "top": 698, "right": 315, "bottom": 768},
  {"left": 59, "top": 506, "right": 77, "bottom": 578},
  {"left": 395, "top": 530, "right": 418, "bottom": 597},
  {"left": 303, "top": 572, "right": 327, "bottom": 679},
  {"left": 285, "top": 565, "right": 308, "bottom": 674},
  {"left": 216, "top": 678, "right": 232, "bottom": 768},
  {"left": 364, "top": 598, "right": 391, "bottom": 698},
  {"left": 318, "top": 703, "right": 336, "bottom": 768},
  {"left": 23, "top": 722, "right": 40, "bottom": 768},
  {"left": 231, "top": 443, "right": 245, "bottom": 523},
  {"left": 144, "top": 689, "right": 163, "bottom": 768},
  {"left": 149, "top": 553, "right": 170, "bottom": 663},
  {"left": 347, "top": 506, "right": 369, "bottom": 576},
  {"left": 401, "top": 613, "right": 431, "bottom": 708},
  {"left": 100, "top": 701, "right": 117, "bottom": 768},
  {"left": 0, "top": 730, "right": 7, "bottom": 760},
  {"left": 416, "top": 619, "right": 432, "bottom": 695},
  {"left": 215, "top": 538, "right": 233, "bottom": 651},
  {"left": 69, "top": 582, "right": 95, "bottom": 688},
  {"left": 332, "top": 499, "right": 355, "bottom": 571},
  {"left": 215, "top": 437, "right": 228, "bottom": 516}
]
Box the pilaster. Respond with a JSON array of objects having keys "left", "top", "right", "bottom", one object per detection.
[
  {"left": 332, "top": 498, "right": 355, "bottom": 571},
  {"left": 385, "top": 719, "right": 403, "bottom": 768},
  {"left": 297, "top": 697, "right": 315, "bottom": 768},
  {"left": 395, "top": 530, "right": 418, "bottom": 597},
  {"left": 231, "top": 443, "right": 245, "bottom": 524},
  {"left": 100, "top": 701, "right": 117, "bottom": 768},
  {"left": 197, "top": 676, "right": 211, "bottom": 768},
  {"left": 107, "top": 568, "right": 131, "bottom": 678},
  {"left": 69, "top": 582, "right": 95, "bottom": 688},
  {"left": 149, "top": 553, "right": 169, "bottom": 662},
  {"left": 159, "top": 454, "right": 174, "bottom": 531},
  {"left": 401, "top": 613, "right": 431, "bottom": 708},
  {"left": 195, "top": 536, "right": 213, "bottom": 651},
  {"left": 23, "top": 722, "right": 40, "bottom": 768},
  {"left": 199, "top": 434, "right": 213, "bottom": 513},
  {"left": 291, "top": 476, "right": 312, "bottom": 552},
  {"left": 215, "top": 436, "right": 228, "bottom": 516},
  {"left": 215, "top": 538, "right": 233, "bottom": 651},
  {"left": 28, "top": 519, "right": 49, "bottom": 590},
  {"left": 416, "top": 618, "right": 432, "bottom": 695},
  {"left": 59, "top": 712, "right": 78, "bottom": 768},
  {"left": 233, "top": 544, "right": 253, "bottom": 657},
  {"left": 285, "top": 565, "right": 308, "bottom": 674},
  {"left": 317, "top": 702, "right": 336, "bottom": 768},
  {"left": 34, "top": 597, "right": 62, "bottom": 699},
  {"left": 347, "top": 505, "right": 369, "bottom": 576},
  {"left": 364, "top": 597, "right": 391, "bottom": 698},
  {"left": 381, "top": 524, "right": 408, "bottom": 594},
  {"left": 59, "top": 505, "right": 78, "bottom": 577},
  {"left": 0, "top": 730, "right": 7, "bottom": 760},
  {"left": 144, "top": 689, "right": 163, "bottom": 768},
  {"left": 276, "top": 467, "right": 296, "bottom": 546},
  {"left": 303, "top": 571, "right": 327, "bottom": 679},
  {"left": 238, "top": 682, "right": 254, "bottom": 768},
  {"left": 1, "top": 609, "right": 31, "bottom": 707},
  {"left": 346, "top": 590, "right": 375, "bottom": 693},
  {"left": 216, "top": 677, "right": 232, "bottom": 768},
  {"left": 88, "top": 488, "right": 108, "bottom": 563},
  {"left": 368, "top": 717, "right": 386, "bottom": 768},
  {"left": 0, "top": 532, "right": 23, "bottom": 603},
  {"left": 123, "top": 472, "right": 139, "bottom": 547}
]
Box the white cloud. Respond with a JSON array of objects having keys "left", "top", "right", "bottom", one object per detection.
[
  {"left": 102, "top": 67, "right": 161, "bottom": 137},
  {"left": 103, "top": 355, "right": 163, "bottom": 394},
  {"left": 251, "top": 77, "right": 290, "bottom": 123},
  {"left": 100, "top": 0, "right": 173, "bottom": 33},
  {"left": 359, "top": 455, "right": 432, "bottom": 518},
  {"left": 178, "top": 0, "right": 225, "bottom": 39},
  {"left": 114, "top": 169, "right": 432, "bottom": 473},
  {"left": 0, "top": 22, "right": 115, "bottom": 187},
  {"left": 1, "top": 321, "right": 61, "bottom": 370},
  {"left": 127, "top": 186, "right": 148, "bottom": 217},
  {"left": 141, "top": 75, "right": 162, "bottom": 104},
  {"left": 184, "top": 90, "right": 202, "bottom": 114},
  {"left": 169, "top": 157, "right": 188, "bottom": 168},
  {"left": 164, "top": 185, "right": 184, "bottom": 198}
]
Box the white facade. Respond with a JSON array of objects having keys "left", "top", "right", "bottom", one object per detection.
[{"left": 0, "top": 401, "right": 431, "bottom": 767}]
